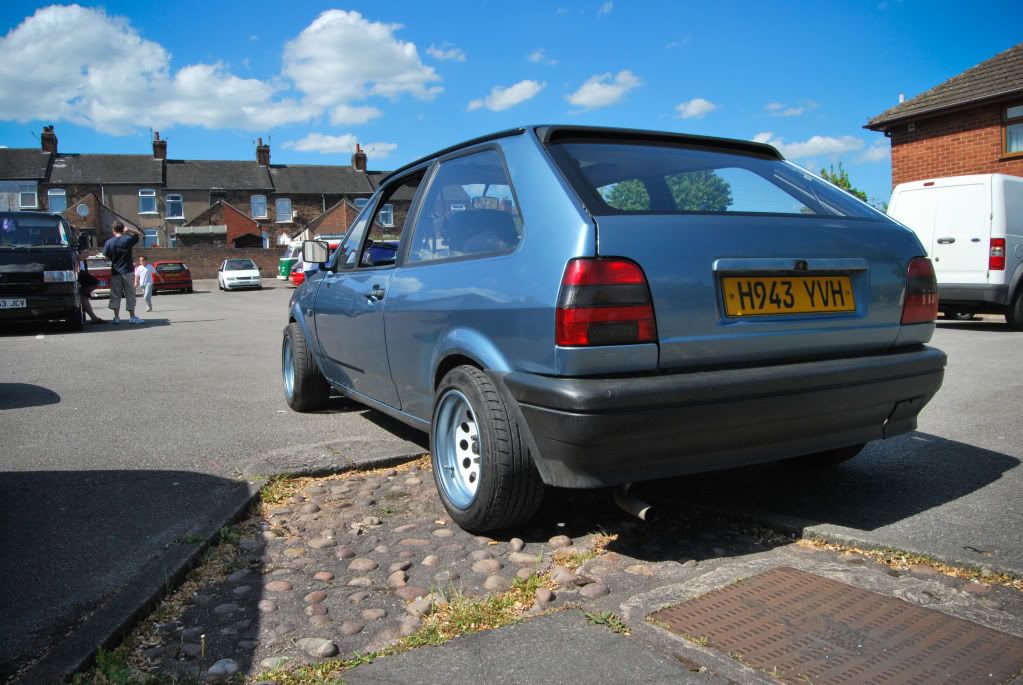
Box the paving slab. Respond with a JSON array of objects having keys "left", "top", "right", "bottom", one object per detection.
[{"left": 344, "top": 610, "right": 716, "bottom": 685}]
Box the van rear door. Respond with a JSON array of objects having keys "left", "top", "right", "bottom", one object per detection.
[
  {"left": 889, "top": 187, "right": 937, "bottom": 255},
  {"left": 929, "top": 182, "right": 989, "bottom": 285}
]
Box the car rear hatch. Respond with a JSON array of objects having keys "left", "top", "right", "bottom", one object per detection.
[{"left": 542, "top": 127, "right": 925, "bottom": 370}]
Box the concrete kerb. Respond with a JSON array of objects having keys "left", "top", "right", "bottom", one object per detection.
[
  {"left": 18, "top": 452, "right": 426, "bottom": 685},
  {"left": 682, "top": 503, "right": 1023, "bottom": 580}
]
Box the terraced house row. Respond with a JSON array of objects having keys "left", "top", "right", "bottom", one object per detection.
[{"left": 0, "top": 128, "right": 382, "bottom": 248}]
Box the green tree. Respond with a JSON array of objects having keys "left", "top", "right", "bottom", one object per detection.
[
  {"left": 819, "top": 162, "right": 868, "bottom": 202},
  {"left": 604, "top": 171, "right": 732, "bottom": 211}
]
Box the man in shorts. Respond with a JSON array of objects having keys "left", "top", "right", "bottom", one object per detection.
[{"left": 102, "top": 221, "right": 143, "bottom": 324}]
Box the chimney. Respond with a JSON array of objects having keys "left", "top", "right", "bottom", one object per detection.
[
  {"left": 351, "top": 143, "right": 367, "bottom": 172},
  {"left": 41, "top": 125, "right": 57, "bottom": 154},
  {"left": 898, "top": 92, "right": 905, "bottom": 104},
  {"left": 152, "top": 131, "right": 167, "bottom": 159},
  {"left": 256, "top": 137, "right": 270, "bottom": 166}
]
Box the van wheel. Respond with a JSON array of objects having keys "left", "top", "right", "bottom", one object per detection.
[
  {"left": 1007, "top": 291, "right": 1023, "bottom": 331},
  {"left": 67, "top": 305, "right": 85, "bottom": 332},
  {"left": 431, "top": 365, "right": 545, "bottom": 532},
  {"left": 282, "top": 322, "right": 331, "bottom": 411}
]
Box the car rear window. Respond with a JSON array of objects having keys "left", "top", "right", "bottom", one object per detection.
[
  {"left": 156, "top": 263, "right": 186, "bottom": 272},
  {"left": 0, "top": 215, "right": 71, "bottom": 247},
  {"left": 546, "top": 141, "right": 880, "bottom": 219}
]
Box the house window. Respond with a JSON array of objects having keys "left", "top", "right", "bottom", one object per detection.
[
  {"left": 18, "top": 183, "right": 37, "bottom": 209},
  {"left": 1006, "top": 104, "right": 1023, "bottom": 156},
  {"left": 139, "top": 189, "right": 157, "bottom": 214},
  {"left": 165, "top": 193, "right": 184, "bottom": 219},
  {"left": 143, "top": 229, "right": 159, "bottom": 247},
  {"left": 251, "top": 194, "right": 267, "bottom": 219},
  {"left": 47, "top": 188, "right": 66, "bottom": 213},
  {"left": 275, "top": 198, "right": 292, "bottom": 223},
  {"left": 354, "top": 197, "right": 370, "bottom": 210},
  {"left": 379, "top": 203, "right": 394, "bottom": 227}
]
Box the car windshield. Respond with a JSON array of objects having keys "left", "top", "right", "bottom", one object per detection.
[
  {"left": 225, "top": 260, "right": 257, "bottom": 271},
  {"left": 547, "top": 141, "right": 881, "bottom": 219},
  {"left": 0, "top": 215, "right": 71, "bottom": 247},
  {"left": 156, "top": 263, "right": 185, "bottom": 272},
  {"left": 281, "top": 244, "right": 300, "bottom": 259}
]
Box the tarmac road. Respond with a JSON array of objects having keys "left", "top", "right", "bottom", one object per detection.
[
  {"left": 1, "top": 284, "right": 1021, "bottom": 680},
  {"left": 0, "top": 280, "right": 425, "bottom": 680}
]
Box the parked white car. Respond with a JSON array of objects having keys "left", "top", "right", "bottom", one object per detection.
[
  {"left": 217, "top": 259, "right": 262, "bottom": 291},
  {"left": 888, "top": 173, "right": 1023, "bottom": 328}
]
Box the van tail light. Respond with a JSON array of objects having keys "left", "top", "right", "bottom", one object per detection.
[
  {"left": 556, "top": 258, "right": 657, "bottom": 346},
  {"left": 901, "top": 257, "right": 938, "bottom": 324},
  {"left": 990, "top": 238, "right": 1006, "bottom": 271}
]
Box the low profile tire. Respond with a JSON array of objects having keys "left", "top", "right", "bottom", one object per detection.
[
  {"left": 1007, "top": 291, "right": 1023, "bottom": 331},
  {"left": 67, "top": 305, "right": 84, "bottom": 332},
  {"left": 788, "top": 443, "right": 865, "bottom": 468},
  {"left": 186, "top": 286, "right": 193, "bottom": 294},
  {"left": 282, "top": 322, "right": 331, "bottom": 411},
  {"left": 431, "top": 365, "right": 545, "bottom": 532}
]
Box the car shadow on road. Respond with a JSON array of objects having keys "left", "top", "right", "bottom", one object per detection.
[
  {"left": 0, "top": 469, "right": 255, "bottom": 684},
  {"left": 936, "top": 320, "right": 1018, "bottom": 333},
  {"left": 360, "top": 409, "right": 430, "bottom": 450},
  {"left": 0, "top": 383, "right": 60, "bottom": 409}
]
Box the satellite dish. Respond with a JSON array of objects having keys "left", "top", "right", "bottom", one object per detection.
[{"left": 76, "top": 204, "right": 89, "bottom": 217}]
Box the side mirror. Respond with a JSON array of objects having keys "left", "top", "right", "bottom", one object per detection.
[{"left": 303, "top": 240, "right": 330, "bottom": 265}]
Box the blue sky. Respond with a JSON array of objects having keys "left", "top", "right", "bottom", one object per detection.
[{"left": 0, "top": 1, "right": 1018, "bottom": 204}]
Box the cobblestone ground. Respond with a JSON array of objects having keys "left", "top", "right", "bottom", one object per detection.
[{"left": 118, "top": 457, "right": 1021, "bottom": 682}]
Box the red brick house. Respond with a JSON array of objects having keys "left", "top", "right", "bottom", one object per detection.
[{"left": 866, "top": 42, "right": 1023, "bottom": 187}]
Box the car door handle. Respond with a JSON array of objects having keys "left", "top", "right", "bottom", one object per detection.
[
  {"left": 936, "top": 237, "right": 955, "bottom": 244},
  {"left": 970, "top": 237, "right": 981, "bottom": 243},
  {"left": 366, "top": 285, "right": 386, "bottom": 301}
]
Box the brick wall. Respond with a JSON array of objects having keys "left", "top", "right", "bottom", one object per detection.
[
  {"left": 135, "top": 247, "right": 281, "bottom": 279},
  {"left": 889, "top": 102, "right": 1023, "bottom": 187}
]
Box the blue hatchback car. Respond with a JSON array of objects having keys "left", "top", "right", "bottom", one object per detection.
[{"left": 283, "top": 125, "right": 946, "bottom": 532}]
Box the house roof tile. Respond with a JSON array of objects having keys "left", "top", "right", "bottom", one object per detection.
[
  {"left": 269, "top": 165, "right": 374, "bottom": 195},
  {"left": 0, "top": 149, "right": 51, "bottom": 180},
  {"left": 165, "top": 160, "right": 272, "bottom": 190},
  {"left": 49, "top": 154, "right": 163, "bottom": 184},
  {"left": 867, "top": 42, "right": 1023, "bottom": 129}
]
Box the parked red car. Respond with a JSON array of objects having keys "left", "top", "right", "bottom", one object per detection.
[
  {"left": 83, "top": 256, "right": 112, "bottom": 298},
  {"left": 289, "top": 260, "right": 306, "bottom": 287},
  {"left": 152, "top": 260, "right": 193, "bottom": 293}
]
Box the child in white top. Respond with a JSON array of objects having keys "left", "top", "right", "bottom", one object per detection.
[{"left": 134, "top": 256, "right": 156, "bottom": 313}]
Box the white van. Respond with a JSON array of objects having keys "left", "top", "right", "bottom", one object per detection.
[{"left": 888, "top": 173, "right": 1023, "bottom": 329}]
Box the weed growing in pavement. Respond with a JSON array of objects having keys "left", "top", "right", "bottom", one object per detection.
[
  {"left": 174, "top": 533, "right": 204, "bottom": 545},
  {"left": 584, "top": 611, "right": 629, "bottom": 634},
  {"left": 797, "top": 537, "right": 1023, "bottom": 591},
  {"left": 683, "top": 633, "right": 711, "bottom": 647},
  {"left": 71, "top": 648, "right": 184, "bottom": 685},
  {"left": 552, "top": 530, "right": 618, "bottom": 571},
  {"left": 258, "top": 472, "right": 296, "bottom": 505}
]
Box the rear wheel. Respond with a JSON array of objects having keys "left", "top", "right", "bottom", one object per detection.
[
  {"left": 282, "top": 322, "right": 331, "bottom": 411},
  {"left": 1007, "top": 291, "right": 1023, "bottom": 331},
  {"left": 67, "top": 305, "right": 84, "bottom": 332},
  {"left": 431, "top": 365, "right": 545, "bottom": 532}
]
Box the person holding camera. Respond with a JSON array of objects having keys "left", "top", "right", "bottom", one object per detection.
[{"left": 102, "top": 221, "right": 143, "bottom": 324}]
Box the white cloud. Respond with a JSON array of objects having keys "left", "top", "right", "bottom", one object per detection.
[
  {"left": 598, "top": 1, "right": 614, "bottom": 15},
  {"left": 567, "top": 70, "right": 641, "bottom": 109},
  {"left": 468, "top": 80, "right": 545, "bottom": 112},
  {"left": 765, "top": 100, "right": 816, "bottom": 117},
  {"left": 283, "top": 10, "right": 442, "bottom": 105},
  {"left": 0, "top": 6, "right": 442, "bottom": 135},
  {"left": 426, "top": 42, "right": 466, "bottom": 62},
  {"left": 329, "top": 104, "right": 383, "bottom": 125},
  {"left": 753, "top": 131, "right": 865, "bottom": 160},
  {"left": 675, "top": 97, "right": 717, "bottom": 119},
  {"left": 528, "top": 49, "right": 558, "bottom": 65},
  {"left": 282, "top": 133, "right": 397, "bottom": 159},
  {"left": 858, "top": 144, "right": 890, "bottom": 163}
]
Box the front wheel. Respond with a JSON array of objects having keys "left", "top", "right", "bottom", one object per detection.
[
  {"left": 282, "top": 322, "right": 331, "bottom": 411},
  {"left": 431, "top": 365, "right": 545, "bottom": 532}
]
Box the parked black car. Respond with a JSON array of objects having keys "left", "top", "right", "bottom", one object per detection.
[{"left": 0, "top": 211, "right": 83, "bottom": 330}]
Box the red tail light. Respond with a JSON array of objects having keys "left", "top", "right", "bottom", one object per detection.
[
  {"left": 990, "top": 238, "right": 1006, "bottom": 271},
  {"left": 556, "top": 258, "right": 656, "bottom": 346},
  {"left": 901, "top": 257, "right": 938, "bottom": 324}
]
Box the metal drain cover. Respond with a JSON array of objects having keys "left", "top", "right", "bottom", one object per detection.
[{"left": 650, "top": 566, "right": 1023, "bottom": 684}]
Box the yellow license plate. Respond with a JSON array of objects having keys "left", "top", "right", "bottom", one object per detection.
[{"left": 722, "top": 275, "right": 855, "bottom": 317}]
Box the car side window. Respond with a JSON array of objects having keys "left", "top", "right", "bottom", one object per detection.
[
  {"left": 407, "top": 149, "right": 522, "bottom": 264},
  {"left": 359, "top": 170, "right": 427, "bottom": 269},
  {"left": 335, "top": 215, "right": 371, "bottom": 271}
]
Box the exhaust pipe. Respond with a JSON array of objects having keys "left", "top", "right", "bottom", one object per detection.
[{"left": 614, "top": 483, "right": 656, "bottom": 522}]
